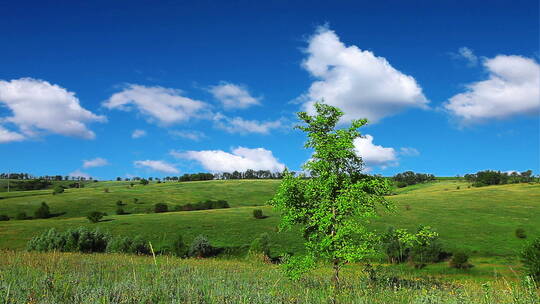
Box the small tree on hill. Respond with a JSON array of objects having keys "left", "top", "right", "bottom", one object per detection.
[
  {"left": 34, "top": 202, "right": 51, "bottom": 219},
  {"left": 87, "top": 211, "right": 104, "bottom": 223},
  {"left": 140, "top": 179, "right": 149, "bottom": 185},
  {"left": 52, "top": 185, "right": 65, "bottom": 195},
  {"left": 270, "top": 103, "right": 392, "bottom": 299}
]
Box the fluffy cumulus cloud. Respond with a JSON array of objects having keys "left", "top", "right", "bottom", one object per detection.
[
  {"left": 82, "top": 157, "right": 109, "bottom": 168},
  {"left": 0, "top": 78, "right": 105, "bottom": 142},
  {"left": 69, "top": 170, "right": 91, "bottom": 179},
  {"left": 213, "top": 113, "right": 283, "bottom": 134},
  {"left": 0, "top": 126, "right": 25, "bottom": 143},
  {"left": 209, "top": 82, "right": 260, "bottom": 110},
  {"left": 445, "top": 55, "right": 540, "bottom": 124},
  {"left": 131, "top": 129, "right": 147, "bottom": 139},
  {"left": 353, "top": 135, "right": 398, "bottom": 170},
  {"left": 300, "top": 27, "right": 428, "bottom": 123},
  {"left": 173, "top": 147, "right": 285, "bottom": 172},
  {"left": 103, "top": 84, "right": 208, "bottom": 125},
  {"left": 134, "top": 160, "right": 179, "bottom": 174}
]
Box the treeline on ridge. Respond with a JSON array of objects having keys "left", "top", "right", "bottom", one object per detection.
[{"left": 464, "top": 170, "right": 535, "bottom": 186}]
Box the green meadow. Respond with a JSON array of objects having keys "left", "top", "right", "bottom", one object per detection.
[{"left": 0, "top": 179, "right": 539, "bottom": 303}]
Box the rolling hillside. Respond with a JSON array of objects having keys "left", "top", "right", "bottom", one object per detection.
[{"left": 0, "top": 179, "right": 538, "bottom": 259}]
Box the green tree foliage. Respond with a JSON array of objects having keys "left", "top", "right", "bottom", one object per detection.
[
  {"left": 27, "top": 227, "right": 109, "bottom": 253},
  {"left": 87, "top": 211, "right": 104, "bottom": 223},
  {"left": 464, "top": 170, "right": 536, "bottom": 187},
  {"left": 252, "top": 209, "right": 265, "bottom": 219},
  {"left": 392, "top": 171, "right": 435, "bottom": 187},
  {"left": 449, "top": 252, "right": 473, "bottom": 269},
  {"left": 154, "top": 203, "right": 168, "bottom": 213},
  {"left": 34, "top": 202, "right": 51, "bottom": 219},
  {"left": 140, "top": 179, "right": 149, "bottom": 185},
  {"left": 381, "top": 226, "right": 440, "bottom": 264},
  {"left": 15, "top": 212, "right": 28, "bottom": 220},
  {"left": 52, "top": 185, "right": 65, "bottom": 195},
  {"left": 520, "top": 236, "right": 540, "bottom": 283},
  {"left": 172, "top": 234, "right": 188, "bottom": 257},
  {"left": 270, "top": 102, "right": 392, "bottom": 290},
  {"left": 249, "top": 233, "right": 271, "bottom": 257},
  {"left": 0, "top": 214, "right": 9, "bottom": 221},
  {"left": 189, "top": 235, "right": 214, "bottom": 258}
]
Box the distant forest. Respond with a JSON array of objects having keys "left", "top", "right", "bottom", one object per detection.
[{"left": 1, "top": 169, "right": 537, "bottom": 192}]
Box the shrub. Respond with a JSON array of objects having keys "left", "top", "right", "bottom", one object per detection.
[
  {"left": 27, "top": 227, "right": 109, "bottom": 253},
  {"left": 0, "top": 214, "right": 9, "bottom": 221},
  {"left": 16, "top": 212, "right": 28, "bottom": 220},
  {"left": 516, "top": 228, "right": 527, "bottom": 239},
  {"left": 154, "top": 203, "right": 168, "bottom": 213},
  {"left": 520, "top": 236, "right": 540, "bottom": 282},
  {"left": 189, "top": 235, "right": 214, "bottom": 258},
  {"left": 381, "top": 227, "right": 409, "bottom": 263},
  {"left": 34, "top": 202, "right": 51, "bottom": 219},
  {"left": 172, "top": 234, "right": 188, "bottom": 257},
  {"left": 103, "top": 187, "right": 109, "bottom": 193},
  {"left": 116, "top": 207, "right": 125, "bottom": 215},
  {"left": 449, "top": 252, "right": 473, "bottom": 269},
  {"left": 106, "top": 236, "right": 133, "bottom": 253},
  {"left": 140, "top": 179, "right": 149, "bottom": 185},
  {"left": 133, "top": 198, "right": 139, "bottom": 204},
  {"left": 87, "top": 211, "right": 104, "bottom": 223},
  {"left": 130, "top": 236, "right": 151, "bottom": 255},
  {"left": 52, "top": 185, "right": 65, "bottom": 195},
  {"left": 253, "top": 209, "right": 265, "bottom": 219},
  {"left": 249, "top": 233, "right": 270, "bottom": 256},
  {"left": 404, "top": 204, "right": 411, "bottom": 211},
  {"left": 116, "top": 200, "right": 124, "bottom": 206},
  {"left": 26, "top": 228, "right": 65, "bottom": 252},
  {"left": 456, "top": 186, "right": 460, "bottom": 190},
  {"left": 180, "top": 203, "right": 194, "bottom": 211},
  {"left": 396, "top": 181, "right": 408, "bottom": 188},
  {"left": 76, "top": 228, "right": 109, "bottom": 253},
  {"left": 410, "top": 240, "right": 446, "bottom": 264}
]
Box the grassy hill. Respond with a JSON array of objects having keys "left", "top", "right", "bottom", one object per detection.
[{"left": 0, "top": 179, "right": 538, "bottom": 262}]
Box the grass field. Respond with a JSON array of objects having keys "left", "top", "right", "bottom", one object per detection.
[
  {"left": 0, "top": 251, "right": 538, "bottom": 304},
  {"left": 0, "top": 179, "right": 539, "bottom": 303},
  {"left": 0, "top": 179, "right": 538, "bottom": 259}
]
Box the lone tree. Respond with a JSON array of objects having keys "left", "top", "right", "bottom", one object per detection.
[{"left": 270, "top": 103, "right": 392, "bottom": 296}]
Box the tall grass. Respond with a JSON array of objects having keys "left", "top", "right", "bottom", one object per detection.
[{"left": 0, "top": 251, "right": 537, "bottom": 303}]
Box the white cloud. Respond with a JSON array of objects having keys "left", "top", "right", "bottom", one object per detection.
[
  {"left": 83, "top": 157, "right": 109, "bottom": 168},
  {"left": 0, "top": 78, "right": 105, "bottom": 140},
  {"left": 353, "top": 135, "right": 398, "bottom": 169},
  {"left": 103, "top": 84, "right": 208, "bottom": 125},
  {"left": 69, "top": 170, "right": 91, "bottom": 179},
  {"left": 300, "top": 26, "right": 428, "bottom": 123},
  {"left": 0, "top": 126, "right": 25, "bottom": 143},
  {"left": 169, "top": 130, "right": 206, "bottom": 141},
  {"left": 445, "top": 55, "right": 540, "bottom": 124},
  {"left": 131, "top": 129, "right": 147, "bottom": 139},
  {"left": 454, "top": 47, "right": 478, "bottom": 66},
  {"left": 399, "top": 147, "right": 420, "bottom": 156},
  {"left": 213, "top": 113, "right": 283, "bottom": 134},
  {"left": 134, "top": 160, "right": 179, "bottom": 174},
  {"left": 173, "top": 147, "right": 285, "bottom": 172},
  {"left": 209, "top": 82, "right": 260, "bottom": 110}
]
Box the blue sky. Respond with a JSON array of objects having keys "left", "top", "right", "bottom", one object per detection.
[{"left": 1, "top": 0, "right": 538, "bottom": 179}]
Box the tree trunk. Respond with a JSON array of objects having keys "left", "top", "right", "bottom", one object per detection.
[{"left": 331, "top": 260, "right": 340, "bottom": 304}]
